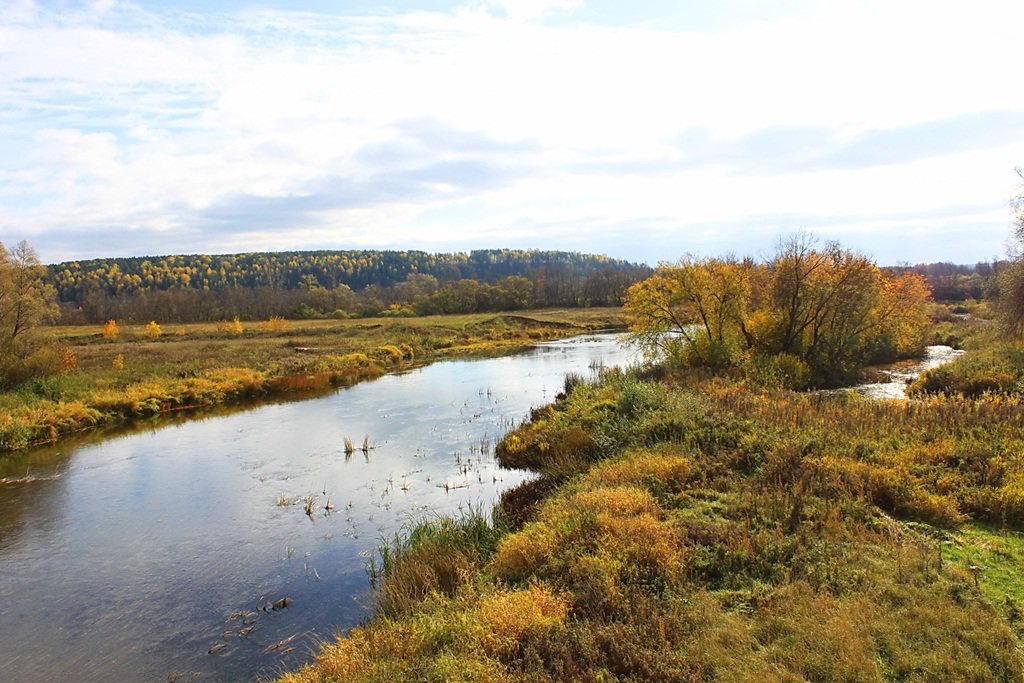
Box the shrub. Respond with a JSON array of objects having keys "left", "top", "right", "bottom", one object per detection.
[
  {"left": 265, "top": 316, "right": 288, "bottom": 332},
  {"left": 743, "top": 352, "right": 811, "bottom": 389},
  {"left": 490, "top": 483, "right": 685, "bottom": 614},
  {"left": 216, "top": 317, "right": 243, "bottom": 334},
  {"left": 1, "top": 344, "right": 78, "bottom": 386},
  {"left": 582, "top": 448, "right": 691, "bottom": 499},
  {"left": 476, "top": 584, "right": 569, "bottom": 658},
  {"left": 376, "top": 345, "right": 404, "bottom": 365}
]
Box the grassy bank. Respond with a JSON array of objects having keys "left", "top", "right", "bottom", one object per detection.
[
  {"left": 0, "top": 308, "right": 625, "bottom": 452},
  {"left": 282, "top": 356, "right": 1024, "bottom": 682}
]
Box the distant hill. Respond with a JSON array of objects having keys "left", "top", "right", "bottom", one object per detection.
[
  {"left": 49, "top": 248, "right": 642, "bottom": 298},
  {"left": 49, "top": 249, "right": 652, "bottom": 323}
]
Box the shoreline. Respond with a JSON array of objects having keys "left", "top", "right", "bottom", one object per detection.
[{"left": 1, "top": 311, "right": 626, "bottom": 454}]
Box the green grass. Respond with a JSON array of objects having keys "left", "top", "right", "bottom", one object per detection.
[{"left": 942, "top": 523, "right": 1024, "bottom": 616}]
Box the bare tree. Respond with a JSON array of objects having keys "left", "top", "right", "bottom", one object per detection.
[
  {"left": 1013, "top": 167, "right": 1024, "bottom": 247},
  {"left": 996, "top": 169, "right": 1024, "bottom": 335}
]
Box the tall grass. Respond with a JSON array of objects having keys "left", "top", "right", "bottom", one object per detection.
[{"left": 370, "top": 507, "right": 507, "bottom": 618}]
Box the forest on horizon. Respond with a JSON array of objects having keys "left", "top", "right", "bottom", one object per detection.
[
  {"left": 44, "top": 246, "right": 1007, "bottom": 325},
  {"left": 47, "top": 248, "right": 651, "bottom": 323}
]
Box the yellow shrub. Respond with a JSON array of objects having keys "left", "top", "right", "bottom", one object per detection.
[
  {"left": 216, "top": 317, "right": 244, "bottom": 334},
  {"left": 265, "top": 315, "right": 288, "bottom": 332},
  {"left": 489, "top": 524, "right": 558, "bottom": 581},
  {"left": 477, "top": 584, "right": 569, "bottom": 657},
  {"left": 144, "top": 320, "right": 161, "bottom": 338},
  {"left": 102, "top": 319, "right": 119, "bottom": 338},
  {"left": 596, "top": 512, "right": 680, "bottom": 571},
  {"left": 376, "top": 344, "right": 404, "bottom": 365},
  {"left": 584, "top": 449, "right": 691, "bottom": 492},
  {"left": 279, "top": 637, "right": 368, "bottom": 682},
  {"left": 546, "top": 486, "right": 662, "bottom": 522},
  {"left": 570, "top": 551, "right": 624, "bottom": 608},
  {"left": 502, "top": 434, "right": 525, "bottom": 455}
]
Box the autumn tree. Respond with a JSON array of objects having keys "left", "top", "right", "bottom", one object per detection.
[
  {"left": 0, "top": 241, "right": 57, "bottom": 352},
  {"left": 625, "top": 256, "right": 751, "bottom": 366},
  {"left": 0, "top": 240, "right": 61, "bottom": 385},
  {"left": 625, "top": 234, "right": 933, "bottom": 386},
  {"left": 754, "top": 235, "right": 889, "bottom": 377}
]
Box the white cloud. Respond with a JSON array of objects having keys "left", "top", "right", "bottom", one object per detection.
[
  {"left": 0, "top": 0, "right": 1022, "bottom": 263},
  {"left": 482, "top": 0, "right": 583, "bottom": 21}
]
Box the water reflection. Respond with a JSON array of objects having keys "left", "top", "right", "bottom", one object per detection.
[{"left": 0, "top": 334, "right": 637, "bottom": 682}]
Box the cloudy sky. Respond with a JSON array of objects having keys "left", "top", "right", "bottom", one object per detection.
[{"left": 1, "top": 0, "right": 1022, "bottom": 265}]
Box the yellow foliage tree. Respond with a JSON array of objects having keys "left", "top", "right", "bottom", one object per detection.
[
  {"left": 875, "top": 272, "right": 933, "bottom": 355},
  {"left": 625, "top": 233, "right": 933, "bottom": 384},
  {"left": 624, "top": 256, "right": 751, "bottom": 367},
  {"left": 145, "top": 321, "right": 162, "bottom": 338},
  {"left": 0, "top": 240, "right": 57, "bottom": 355},
  {"left": 102, "top": 319, "right": 119, "bottom": 338}
]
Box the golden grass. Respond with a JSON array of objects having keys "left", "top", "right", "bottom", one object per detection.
[{"left": 1, "top": 308, "right": 624, "bottom": 452}]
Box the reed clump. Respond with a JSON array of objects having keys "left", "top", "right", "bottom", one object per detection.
[{"left": 372, "top": 509, "right": 506, "bottom": 619}]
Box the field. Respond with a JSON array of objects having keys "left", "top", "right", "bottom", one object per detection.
[{"left": 0, "top": 308, "right": 626, "bottom": 452}]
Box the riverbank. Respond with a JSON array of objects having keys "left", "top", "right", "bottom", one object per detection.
[
  {"left": 281, "top": 357, "right": 1024, "bottom": 681},
  {"left": 0, "top": 308, "right": 626, "bottom": 452}
]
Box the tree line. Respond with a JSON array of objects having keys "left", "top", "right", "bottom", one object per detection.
[
  {"left": 49, "top": 249, "right": 651, "bottom": 323},
  {"left": 901, "top": 260, "right": 1004, "bottom": 302}
]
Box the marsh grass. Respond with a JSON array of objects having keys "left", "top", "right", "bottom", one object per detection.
[
  {"left": 371, "top": 507, "right": 507, "bottom": 619},
  {"left": 911, "top": 341, "right": 1024, "bottom": 397},
  {"left": 304, "top": 495, "right": 318, "bottom": 516}
]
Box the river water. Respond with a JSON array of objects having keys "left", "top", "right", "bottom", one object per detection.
[
  {"left": 0, "top": 334, "right": 639, "bottom": 683},
  {"left": 845, "top": 345, "right": 965, "bottom": 399}
]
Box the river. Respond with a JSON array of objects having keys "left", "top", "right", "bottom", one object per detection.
[
  {"left": 845, "top": 345, "right": 965, "bottom": 399},
  {"left": 0, "top": 334, "right": 639, "bottom": 683}
]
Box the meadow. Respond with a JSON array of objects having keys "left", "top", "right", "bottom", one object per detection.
[
  {"left": 0, "top": 308, "right": 625, "bottom": 452},
  {"left": 281, "top": 319, "right": 1024, "bottom": 682}
]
